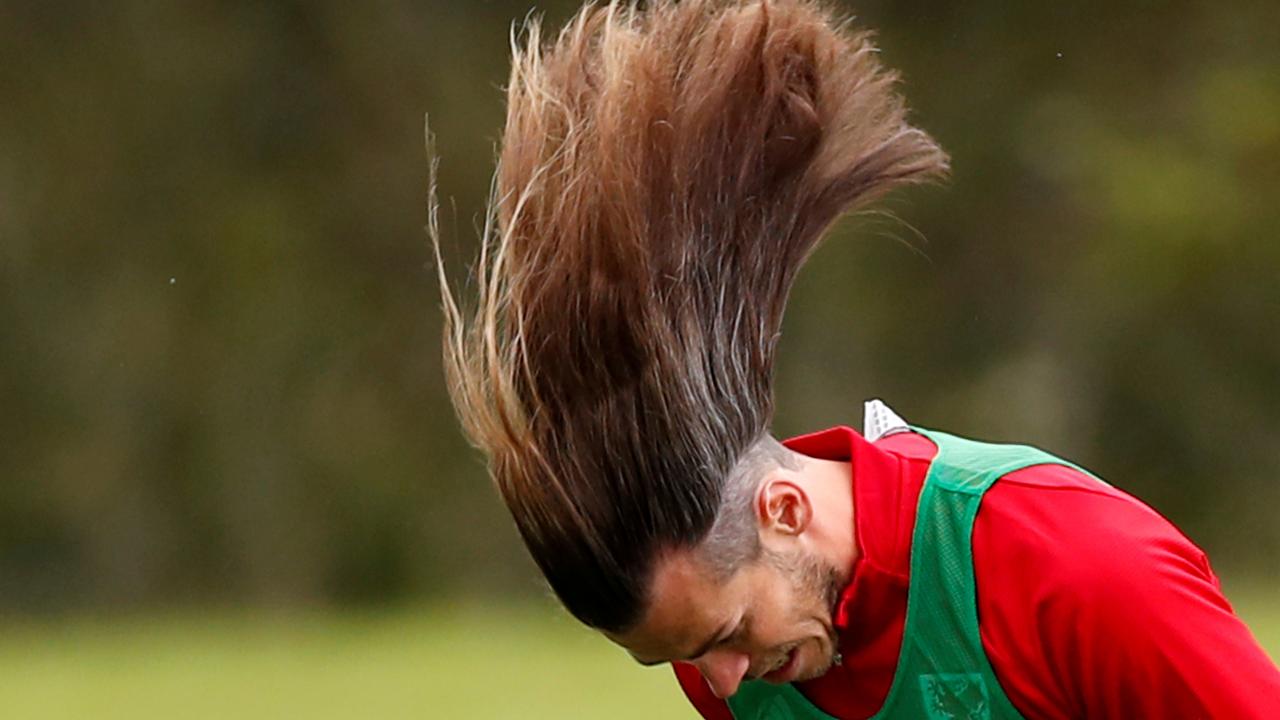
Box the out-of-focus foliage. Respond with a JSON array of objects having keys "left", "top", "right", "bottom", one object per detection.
[{"left": 0, "top": 0, "right": 1276, "bottom": 613}]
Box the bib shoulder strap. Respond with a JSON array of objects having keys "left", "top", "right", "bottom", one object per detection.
[{"left": 910, "top": 426, "right": 1107, "bottom": 493}]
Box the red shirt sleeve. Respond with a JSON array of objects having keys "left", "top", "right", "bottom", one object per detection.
[
  {"left": 974, "top": 465, "right": 1280, "bottom": 719},
  {"left": 674, "top": 662, "right": 734, "bottom": 720}
]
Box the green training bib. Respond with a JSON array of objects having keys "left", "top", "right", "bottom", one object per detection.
[{"left": 727, "top": 427, "right": 1097, "bottom": 720}]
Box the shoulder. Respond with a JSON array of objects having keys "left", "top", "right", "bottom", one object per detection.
[
  {"left": 967, "top": 456, "right": 1249, "bottom": 712},
  {"left": 971, "top": 461, "right": 1280, "bottom": 716},
  {"left": 979, "top": 461, "right": 1212, "bottom": 600}
]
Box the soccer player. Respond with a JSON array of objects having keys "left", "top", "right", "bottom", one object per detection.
[{"left": 431, "top": 1, "right": 1280, "bottom": 717}]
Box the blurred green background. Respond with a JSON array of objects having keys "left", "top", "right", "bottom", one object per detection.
[{"left": 1, "top": 0, "right": 1277, "bottom": 717}]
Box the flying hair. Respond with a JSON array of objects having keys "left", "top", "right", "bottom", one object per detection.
[{"left": 430, "top": 0, "right": 948, "bottom": 632}]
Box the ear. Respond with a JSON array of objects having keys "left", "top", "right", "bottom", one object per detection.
[{"left": 754, "top": 472, "right": 813, "bottom": 538}]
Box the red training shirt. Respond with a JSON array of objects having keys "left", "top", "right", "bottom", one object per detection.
[{"left": 675, "top": 426, "right": 1280, "bottom": 719}]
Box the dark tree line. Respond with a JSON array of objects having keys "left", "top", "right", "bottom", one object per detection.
[{"left": 0, "top": 0, "right": 1276, "bottom": 612}]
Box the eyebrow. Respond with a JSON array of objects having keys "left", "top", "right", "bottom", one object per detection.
[{"left": 632, "top": 618, "right": 736, "bottom": 667}]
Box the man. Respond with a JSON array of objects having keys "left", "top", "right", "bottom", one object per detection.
[{"left": 431, "top": 0, "right": 1280, "bottom": 717}]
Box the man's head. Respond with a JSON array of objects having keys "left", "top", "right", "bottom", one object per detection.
[
  {"left": 614, "top": 543, "right": 845, "bottom": 697},
  {"left": 610, "top": 437, "right": 855, "bottom": 698},
  {"left": 432, "top": 0, "right": 944, "bottom": 680}
]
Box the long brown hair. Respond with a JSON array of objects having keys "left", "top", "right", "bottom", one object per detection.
[{"left": 431, "top": 0, "right": 947, "bottom": 632}]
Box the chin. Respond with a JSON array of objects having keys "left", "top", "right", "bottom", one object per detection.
[{"left": 796, "top": 638, "right": 839, "bottom": 681}]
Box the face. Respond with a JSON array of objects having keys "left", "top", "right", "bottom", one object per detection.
[{"left": 608, "top": 544, "right": 844, "bottom": 699}]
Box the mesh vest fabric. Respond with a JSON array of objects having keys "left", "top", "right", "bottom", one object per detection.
[{"left": 726, "top": 427, "right": 1100, "bottom": 720}]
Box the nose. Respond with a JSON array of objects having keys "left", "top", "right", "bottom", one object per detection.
[{"left": 695, "top": 648, "right": 751, "bottom": 699}]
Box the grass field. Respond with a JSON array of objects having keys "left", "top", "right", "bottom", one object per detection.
[{"left": 1, "top": 581, "right": 1275, "bottom": 719}]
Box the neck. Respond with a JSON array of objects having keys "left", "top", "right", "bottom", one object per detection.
[{"left": 796, "top": 454, "right": 857, "bottom": 583}]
